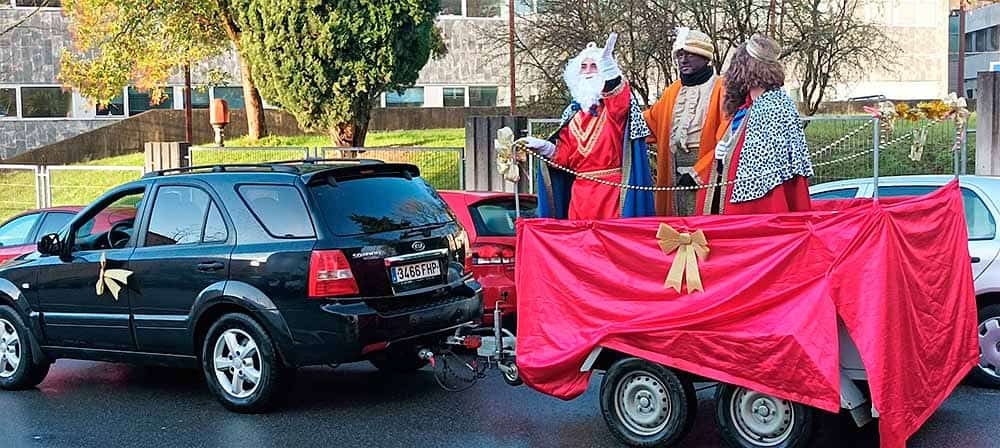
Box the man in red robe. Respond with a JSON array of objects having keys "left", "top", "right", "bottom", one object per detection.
[
  {"left": 701, "top": 34, "right": 813, "bottom": 215},
  {"left": 518, "top": 34, "right": 654, "bottom": 220}
]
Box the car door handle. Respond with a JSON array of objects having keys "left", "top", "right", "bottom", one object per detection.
[
  {"left": 971, "top": 257, "right": 981, "bottom": 264},
  {"left": 197, "top": 261, "right": 225, "bottom": 272}
]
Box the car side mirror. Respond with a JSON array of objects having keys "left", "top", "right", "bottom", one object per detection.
[{"left": 37, "top": 233, "right": 63, "bottom": 257}]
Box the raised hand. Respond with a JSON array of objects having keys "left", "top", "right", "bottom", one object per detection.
[{"left": 600, "top": 32, "right": 621, "bottom": 81}]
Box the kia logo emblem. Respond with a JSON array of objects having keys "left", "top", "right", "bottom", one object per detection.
[{"left": 412, "top": 241, "right": 426, "bottom": 251}]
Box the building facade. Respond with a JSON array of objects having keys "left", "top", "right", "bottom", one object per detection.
[
  {"left": 953, "top": 3, "right": 1000, "bottom": 99},
  {"left": 0, "top": 0, "right": 952, "bottom": 159}
]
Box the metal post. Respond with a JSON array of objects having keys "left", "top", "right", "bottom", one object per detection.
[
  {"left": 458, "top": 147, "right": 466, "bottom": 190},
  {"left": 872, "top": 117, "right": 880, "bottom": 201},
  {"left": 961, "top": 127, "right": 969, "bottom": 175}
]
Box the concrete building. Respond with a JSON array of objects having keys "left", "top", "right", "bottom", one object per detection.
[
  {"left": 953, "top": 3, "right": 1000, "bottom": 99},
  {"left": 0, "top": 0, "right": 954, "bottom": 159}
]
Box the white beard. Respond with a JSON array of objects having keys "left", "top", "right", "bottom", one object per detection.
[{"left": 569, "top": 74, "right": 603, "bottom": 111}]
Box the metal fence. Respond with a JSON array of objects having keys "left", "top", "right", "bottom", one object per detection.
[
  {"left": 526, "top": 116, "right": 972, "bottom": 192},
  {"left": 190, "top": 146, "right": 465, "bottom": 191},
  {"left": 0, "top": 165, "right": 145, "bottom": 220}
]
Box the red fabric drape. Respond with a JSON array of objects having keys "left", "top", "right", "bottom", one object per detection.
[{"left": 515, "top": 182, "right": 978, "bottom": 448}]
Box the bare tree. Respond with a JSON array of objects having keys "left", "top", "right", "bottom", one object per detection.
[
  {"left": 0, "top": 0, "right": 49, "bottom": 37},
  {"left": 480, "top": 0, "right": 679, "bottom": 113},
  {"left": 491, "top": 0, "right": 897, "bottom": 116},
  {"left": 779, "top": 0, "right": 898, "bottom": 115}
]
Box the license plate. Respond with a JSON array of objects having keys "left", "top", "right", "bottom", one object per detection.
[{"left": 391, "top": 260, "right": 441, "bottom": 284}]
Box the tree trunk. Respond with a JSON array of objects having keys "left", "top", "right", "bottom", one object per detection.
[
  {"left": 218, "top": 7, "right": 267, "bottom": 141},
  {"left": 238, "top": 53, "right": 267, "bottom": 140}
]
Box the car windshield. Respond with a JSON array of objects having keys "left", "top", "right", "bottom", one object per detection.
[{"left": 309, "top": 175, "right": 454, "bottom": 236}]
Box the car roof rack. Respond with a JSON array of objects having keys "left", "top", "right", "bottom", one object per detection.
[
  {"left": 143, "top": 163, "right": 302, "bottom": 178},
  {"left": 268, "top": 158, "right": 385, "bottom": 166},
  {"left": 142, "top": 158, "right": 385, "bottom": 178}
]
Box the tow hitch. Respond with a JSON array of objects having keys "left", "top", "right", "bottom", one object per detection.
[{"left": 426, "top": 292, "right": 521, "bottom": 391}]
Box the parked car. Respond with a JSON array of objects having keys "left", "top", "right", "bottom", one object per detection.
[
  {"left": 0, "top": 160, "right": 483, "bottom": 412},
  {"left": 0, "top": 207, "right": 136, "bottom": 264},
  {"left": 438, "top": 191, "right": 537, "bottom": 330},
  {"left": 810, "top": 175, "right": 1000, "bottom": 388}
]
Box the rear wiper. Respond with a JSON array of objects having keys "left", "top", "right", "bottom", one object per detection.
[{"left": 400, "top": 222, "right": 448, "bottom": 238}]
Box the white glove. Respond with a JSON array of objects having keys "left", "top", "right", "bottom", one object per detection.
[
  {"left": 599, "top": 33, "right": 621, "bottom": 81},
  {"left": 519, "top": 137, "right": 556, "bottom": 158}
]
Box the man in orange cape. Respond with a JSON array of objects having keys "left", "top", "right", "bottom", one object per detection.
[{"left": 643, "top": 28, "right": 727, "bottom": 216}]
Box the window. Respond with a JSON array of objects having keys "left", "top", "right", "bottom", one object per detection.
[
  {"left": 810, "top": 188, "right": 859, "bottom": 200},
  {"left": 962, "top": 189, "right": 995, "bottom": 240},
  {"left": 385, "top": 87, "right": 425, "bottom": 108},
  {"left": 15, "top": 0, "right": 62, "bottom": 6},
  {"left": 73, "top": 191, "right": 144, "bottom": 251},
  {"left": 877, "top": 186, "right": 937, "bottom": 198},
  {"left": 203, "top": 203, "right": 228, "bottom": 243},
  {"left": 213, "top": 86, "right": 245, "bottom": 110},
  {"left": 238, "top": 185, "right": 315, "bottom": 238},
  {"left": 37, "top": 212, "right": 74, "bottom": 237},
  {"left": 440, "top": 0, "right": 462, "bottom": 15},
  {"left": 309, "top": 176, "right": 453, "bottom": 236},
  {"left": 514, "top": 0, "right": 533, "bottom": 15},
  {"left": 0, "top": 88, "right": 15, "bottom": 118},
  {"left": 470, "top": 198, "right": 538, "bottom": 237},
  {"left": 469, "top": 86, "right": 498, "bottom": 107},
  {"left": 991, "top": 26, "right": 1000, "bottom": 52},
  {"left": 443, "top": 87, "right": 466, "bottom": 107},
  {"left": 975, "top": 29, "right": 988, "bottom": 52},
  {"left": 0, "top": 214, "right": 39, "bottom": 247},
  {"left": 96, "top": 93, "right": 125, "bottom": 117},
  {"left": 191, "top": 89, "right": 211, "bottom": 109},
  {"left": 21, "top": 87, "right": 71, "bottom": 118},
  {"left": 128, "top": 87, "right": 174, "bottom": 116},
  {"left": 145, "top": 186, "right": 211, "bottom": 247},
  {"left": 535, "top": 0, "right": 548, "bottom": 13},
  {"left": 467, "top": 0, "right": 502, "bottom": 17}
]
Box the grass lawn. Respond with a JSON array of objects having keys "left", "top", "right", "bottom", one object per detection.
[
  {"left": 0, "top": 119, "right": 975, "bottom": 221},
  {"left": 0, "top": 128, "right": 466, "bottom": 221},
  {"left": 226, "top": 128, "right": 465, "bottom": 148}
]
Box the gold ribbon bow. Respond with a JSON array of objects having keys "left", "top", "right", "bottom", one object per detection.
[
  {"left": 656, "top": 224, "right": 709, "bottom": 293},
  {"left": 96, "top": 252, "right": 133, "bottom": 301}
]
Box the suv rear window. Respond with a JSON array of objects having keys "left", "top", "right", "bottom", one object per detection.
[
  {"left": 238, "top": 185, "right": 315, "bottom": 238},
  {"left": 310, "top": 176, "right": 453, "bottom": 236},
  {"left": 470, "top": 198, "right": 538, "bottom": 237}
]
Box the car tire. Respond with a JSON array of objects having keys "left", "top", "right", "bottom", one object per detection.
[
  {"left": 970, "top": 304, "right": 1000, "bottom": 389},
  {"left": 715, "top": 384, "right": 816, "bottom": 448},
  {"left": 202, "top": 313, "right": 293, "bottom": 413},
  {"left": 369, "top": 343, "right": 429, "bottom": 373},
  {"left": 599, "top": 357, "right": 697, "bottom": 447},
  {"left": 0, "top": 305, "right": 51, "bottom": 390}
]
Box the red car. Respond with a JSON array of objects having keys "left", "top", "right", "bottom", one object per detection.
[
  {"left": 438, "top": 191, "right": 537, "bottom": 329},
  {"left": 0, "top": 206, "right": 136, "bottom": 264}
]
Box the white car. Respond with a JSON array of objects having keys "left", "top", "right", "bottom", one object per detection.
[{"left": 810, "top": 175, "right": 1000, "bottom": 389}]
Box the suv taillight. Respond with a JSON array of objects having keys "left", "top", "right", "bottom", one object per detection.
[
  {"left": 473, "top": 244, "right": 515, "bottom": 265},
  {"left": 455, "top": 230, "right": 473, "bottom": 273},
  {"left": 308, "top": 250, "right": 359, "bottom": 298}
]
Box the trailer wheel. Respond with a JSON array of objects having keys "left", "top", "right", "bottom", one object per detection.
[
  {"left": 715, "top": 384, "right": 815, "bottom": 448},
  {"left": 600, "top": 357, "right": 696, "bottom": 447}
]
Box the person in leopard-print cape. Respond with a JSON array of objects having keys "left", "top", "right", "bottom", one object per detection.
[{"left": 701, "top": 34, "right": 814, "bottom": 215}]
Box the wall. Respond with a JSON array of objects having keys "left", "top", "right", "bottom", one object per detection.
[
  {"left": 0, "top": 119, "right": 115, "bottom": 159},
  {"left": 370, "top": 107, "right": 511, "bottom": 130},
  {"left": 9, "top": 109, "right": 305, "bottom": 164}
]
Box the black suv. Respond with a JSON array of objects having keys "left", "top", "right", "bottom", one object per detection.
[{"left": 0, "top": 160, "right": 482, "bottom": 412}]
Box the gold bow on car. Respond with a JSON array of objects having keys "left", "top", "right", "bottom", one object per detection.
[
  {"left": 96, "top": 252, "right": 133, "bottom": 301},
  {"left": 656, "top": 224, "right": 709, "bottom": 293}
]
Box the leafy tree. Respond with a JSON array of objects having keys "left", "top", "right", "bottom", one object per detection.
[
  {"left": 59, "top": 0, "right": 269, "bottom": 139},
  {"left": 230, "top": 0, "right": 446, "bottom": 147}
]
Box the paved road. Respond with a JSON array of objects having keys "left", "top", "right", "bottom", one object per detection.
[{"left": 1, "top": 360, "right": 998, "bottom": 447}]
